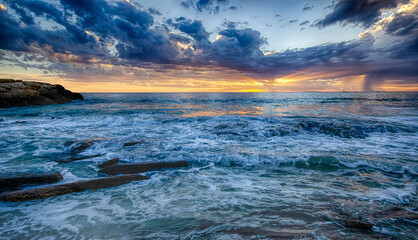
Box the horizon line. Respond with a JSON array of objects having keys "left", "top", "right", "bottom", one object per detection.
[{"left": 78, "top": 91, "right": 418, "bottom": 94}]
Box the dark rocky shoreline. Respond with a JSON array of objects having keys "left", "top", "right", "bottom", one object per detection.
[
  {"left": 0, "top": 138, "right": 189, "bottom": 202},
  {"left": 0, "top": 79, "right": 83, "bottom": 108}
]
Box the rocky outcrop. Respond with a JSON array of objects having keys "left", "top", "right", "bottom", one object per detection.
[
  {"left": 98, "top": 158, "right": 120, "bottom": 168},
  {"left": 98, "top": 160, "right": 189, "bottom": 175},
  {"left": 0, "top": 79, "right": 83, "bottom": 108},
  {"left": 55, "top": 138, "right": 107, "bottom": 163},
  {"left": 123, "top": 141, "right": 144, "bottom": 147},
  {"left": 64, "top": 138, "right": 107, "bottom": 154},
  {"left": 328, "top": 206, "right": 418, "bottom": 230},
  {"left": 0, "top": 174, "right": 148, "bottom": 202},
  {"left": 0, "top": 172, "right": 63, "bottom": 192}
]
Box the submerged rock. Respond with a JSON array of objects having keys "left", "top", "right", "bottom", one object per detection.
[
  {"left": 14, "top": 121, "right": 27, "bottom": 124},
  {"left": 55, "top": 154, "right": 104, "bottom": 163},
  {"left": 0, "top": 174, "right": 148, "bottom": 202},
  {"left": 55, "top": 138, "right": 107, "bottom": 163},
  {"left": 98, "top": 158, "right": 120, "bottom": 168},
  {"left": 64, "top": 138, "right": 107, "bottom": 154},
  {"left": 328, "top": 206, "right": 418, "bottom": 230},
  {"left": 0, "top": 79, "right": 83, "bottom": 108},
  {"left": 376, "top": 207, "right": 418, "bottom": 220},
  {"left": 335, "top": 218, "right": 375, "bottom": 230},
  {"left": 0, "top": 172, "right": 63, "bottom": 192},
  {"left": 98, "top": 160, "right": 189, "bottom": 175},
  {"left": 123, "top": 141, "right": 144, "bottom": 147}
]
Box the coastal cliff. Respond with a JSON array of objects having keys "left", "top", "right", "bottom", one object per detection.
[{"left": 0, "top": 79, "right": 83, "bottom": 108}]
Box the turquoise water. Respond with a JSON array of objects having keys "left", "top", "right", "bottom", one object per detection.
[{"left": 0, "top": 92, "right": 417, "bottom": 239}]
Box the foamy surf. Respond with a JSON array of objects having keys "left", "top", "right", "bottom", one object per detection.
[{"left": 0, "top": 92, "right": 417, "bottom": 239}]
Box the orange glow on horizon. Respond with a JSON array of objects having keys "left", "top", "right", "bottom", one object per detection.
[{"left": 0, "top": 72, "right": 417, "bottom": 93}]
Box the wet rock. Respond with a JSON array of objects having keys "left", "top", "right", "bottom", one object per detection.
[
  {"left": 64, "top": 138, "right": 107, "bottom": 154},
  {"left": 0, "top": 79, "right": 83, "bottom": 108},
  {"left": 0, "top": 172, "right": 63, "bottom": 192},
  {"left": 14, "top": 121, "right": 27, "bottom": 124},
  {"left": 335, "top": 218, "right": 374, "bottom": 230},
  {"left": 0, "top": 174, "right": 148, "bottom": 202},
  {"left": 56, "top": 138, "right": 107, "bottom": 163},
  {"left": 123, "top": 141, "right": 144, "bottom": 147},
  {"left": 98, "top": 160, "right": 189, "bottom": 175},
  {"left": 229, "top": 226, "right": 313, "bottom": 239},
  {"left": 328, "top": 205, "right": 418, "bottom": 230},
  {"left": 55, "top": 154, "right": 104, "bottom": 163},
  {"left": 376, "top": 207, "right": 418, "bottom": 220},
  {"left": 98, "top": 158, "right": 119, "bottom": 168}
]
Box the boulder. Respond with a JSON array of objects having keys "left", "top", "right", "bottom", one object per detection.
[
  {"left": 328, "top": 206, "right": 418, "bottom": 230},
  {"left": 99, "top": 160, "right": 189, "bottom": 175},
  {"left": 123, "top": 141, "right": 144, "bottom": 147},
  {"left": 0, "top": 174, "right": 148, "bottom": 202},
  {"left": 64, "top": 138, "right": 107, "bottom": 154},
  {"left": 54, "top": 138, "right": 108, "bottom": 163},
  {"left": 0, "top": 79, "right": 83, "bottom": 108},
  {"left": 98, "top": 158, "right": 120, "bottom": 168},
  {"left": 376, "top": 207, "right": 418, "bottom": 220},
  {"left": 14, "top": 121, "right": 27, "bottom": 124},
  {"left": 0, "top": 172, "right": 63, "bottom": 192},
  {"left": 55, "top": 154, "right": 104, "bottom": 163}
]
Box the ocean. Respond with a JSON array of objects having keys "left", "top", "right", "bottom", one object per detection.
[{"left": 0, "top": 92, "right": 417, "bottom": 239}]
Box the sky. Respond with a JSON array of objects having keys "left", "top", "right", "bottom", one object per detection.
[{"left": 0, "top": 0, "right": 417, "bottom": 92}]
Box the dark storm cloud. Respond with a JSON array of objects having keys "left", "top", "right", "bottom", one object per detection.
[
  {"left": 391, "top": 34, "right": 418, "bottom": 59},
  {"left": 360, "top": 3, "right": 418, "bottom": 90},
  {"left": 315, "top": 0, "right": 407, "bottom": 28},
  {"left": 300, "top": 20, "right": 310, "bottom": 26},
  {"left": 303, "top": 5, "right": 313, "bottom": 11},
  {"left": 385, "top": 8, "right": 418, "bottom": 36},
  {"left": 0, "top": 0, "right": 417, "bottom": 91},
  {"left": 169, "top": 17, "right": 211, "bottom": 48},
  {"left": 383, "top": 5, "right": 418, "bottom": 60},
  {"left": 2, "top": 0, "right": 178, "bottom": 63},
  {"left": 180, "top": 0, "right": 237, "bottom": 14},
  {"left": 210, "top": 27, "right": 266, "bottom": 61},
  {"left": 148, "top": 7, "right": 162, "bottom": 16},
  {"left": 238, "top": 34, "right": 375, "bottom": 78},
  {"left": 0, "top": 3, "right": 97, "bottom": 56}
]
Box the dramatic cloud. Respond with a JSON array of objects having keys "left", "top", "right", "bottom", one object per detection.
[
  {"left": 385, "top": 5, "right": 418, "bottom": 36},
  {"left": 0, "top": 0, "right": 417, "bottom": 91},
  {"left": 315, "top": 0, "right": 408, "bottom": 28},
  {"left": 300, "top": 20, "right": 310, "bottom": 26},
  {"left": 303, "top": 5, "right": 313, "bottom": 11},
  {"left": 180, "top": 0, "right": 237, "bottom": 14}
]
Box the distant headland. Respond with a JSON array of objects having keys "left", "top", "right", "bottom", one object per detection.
[{"left": 0, "top": 79, "right": 83, "bottom": 108}]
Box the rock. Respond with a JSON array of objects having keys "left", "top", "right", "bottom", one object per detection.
[
  {"left": 0, "top": 79, "right": 83, "bottom": 108},
  {"left": 55, "top": 154, "right": 104, "bottom": 163},
  {"left": 335, "top": 218, "right": 374, "bottom": 230},
  {"left": 328, "top": 206, "right": 418, "bottom": 230},
  {"left": 376, "top": 207, "right": 418, "bottom": 220},
  {"left": 64, "top": 138, "right": 107, "bottom": 154},
  {"left": 55, "top": 138, "right": 108, "bottom": 163},
  {"left": 14, "top": 121, "right": 27, "bottom": 124},
  {"left": 98, "top": 160, "right": 189, "bottom": 175},
  {"left": 123, "top": 141, "right": 144, "bottom": 147},
  {"left": 0, "top": 174, "right": 148, "bottom": 202},
  {"left": 0, "top": 172, "right": 63, "bottom": 192},
  {"left": 98, "top": 158, "right": 119, "bottom": 168}
]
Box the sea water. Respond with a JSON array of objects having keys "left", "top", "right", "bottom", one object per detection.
[{"left": 0, "top": 92, "right": 417, "bottom": 239}]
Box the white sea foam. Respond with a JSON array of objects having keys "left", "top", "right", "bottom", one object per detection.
[{"left": 0, "top": 92, "right": 416, "bottom": 239}]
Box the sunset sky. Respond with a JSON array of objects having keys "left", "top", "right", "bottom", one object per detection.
[{"left": 0, "top": 0, "right": 417, "bottom": 92}]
